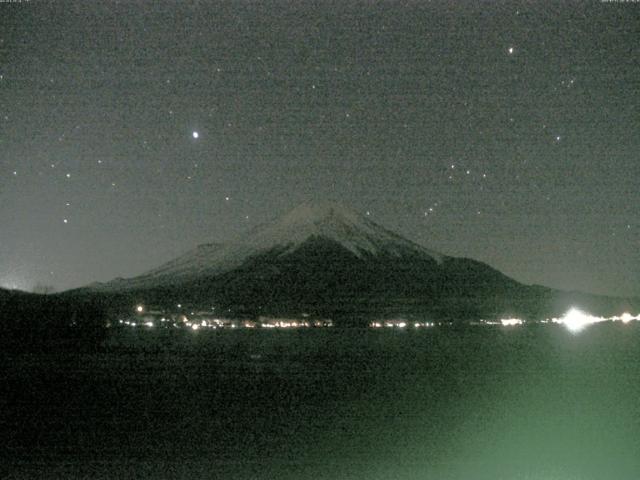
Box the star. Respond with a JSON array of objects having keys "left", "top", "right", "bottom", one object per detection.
[{"left": 192, "top": 131, "right": 199, "bottom": 139}]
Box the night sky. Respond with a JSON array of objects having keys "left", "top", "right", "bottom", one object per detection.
[{"left": 1, "top": 1, "right": 638, "bottom": 297}]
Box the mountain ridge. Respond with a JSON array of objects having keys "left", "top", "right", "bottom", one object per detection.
[
  {"left": 74, "top": 202, "right": 638, "bottom": 323},
  {"left": 91, "top": 202, "right": 445, "bottom": 292}
]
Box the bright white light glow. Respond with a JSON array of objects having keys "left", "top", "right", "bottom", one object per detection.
[
  {"left": 558, "top": 308, "right": 605, "bottom": 333},
  {"left": 192, "top": 131, "right": 199, "bottom": 139},
  {"left": 136, "top": 305, "right": 144, "bottom": 313},
  {"left": 191, "top": 324, "right": 199, "bottom": 330},
  {"left": 500, "top": 318, "right": 523, "bottom": 326}
]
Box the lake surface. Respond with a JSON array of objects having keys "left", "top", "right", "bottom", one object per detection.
[{"left": 3, "top": 324, "right": 640, "bottom": 479}]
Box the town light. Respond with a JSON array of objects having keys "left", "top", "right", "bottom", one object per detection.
[
  {"left": 561, "top": 308, "right": 595, "bottom": 333},
  {"left": 500, "top": 318, "right": 523, "bottom": 327}
]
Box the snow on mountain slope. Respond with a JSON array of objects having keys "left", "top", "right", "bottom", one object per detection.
[
  {"left": 242, "top": 202, "right": 443, "bottom": 260},
  {"left": 95, "top": 202, "right": 445, "bottom": 291}
]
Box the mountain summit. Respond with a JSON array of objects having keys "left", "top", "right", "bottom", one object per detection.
[
  {"left": 238, "top": 201, "right": 444, "bottom": 261},
  {"left": 96, "top": 202, "right": 444, "bottom": 291}
]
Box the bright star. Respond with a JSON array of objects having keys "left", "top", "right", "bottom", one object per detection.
[{"left": 192, "top": 131, "right": 199, "bottom": 139}]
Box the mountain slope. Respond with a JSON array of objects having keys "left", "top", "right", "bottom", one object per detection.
[
  {"left": 93, "top": 202, "right": 444, "bottom": 292},
  {"left": 79, "top": 202, "right": 638, "bottom": 323}
]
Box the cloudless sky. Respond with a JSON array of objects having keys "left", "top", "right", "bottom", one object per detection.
[{"left": 1, "top": 1, "right": 638, "bottom": 296}]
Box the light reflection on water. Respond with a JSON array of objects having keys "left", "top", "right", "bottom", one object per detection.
[{"left": 6, "top": 324, "right": 640, "bottom": 480}]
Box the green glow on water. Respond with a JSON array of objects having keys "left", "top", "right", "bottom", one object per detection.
[{"left": 5, "top": 325, "right": 640, "bottom": 479}]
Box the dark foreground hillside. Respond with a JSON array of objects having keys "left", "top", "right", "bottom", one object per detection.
[
  {"left": 3, "top": 326, "right": 640, "bottom": 479},
  {"left": 0, "top": 288, "right": 108, "bottom": 352}
]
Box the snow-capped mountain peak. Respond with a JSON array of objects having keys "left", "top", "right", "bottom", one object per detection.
[
  {"left": 276, "top": 202, "right": 366, "bottom": 229},
  {"left": 245, "top": 201, "right": 442, "bottom": 260},
  {"left": 94, "top": 202, "right": 444, "bottom": 291}
]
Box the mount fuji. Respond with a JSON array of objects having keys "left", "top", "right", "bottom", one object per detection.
[
  {"left": 79, "top": 202, "right": 636, "bottom": 323},
  {"left": 96, "top": 202, "right": 445, "bottom": 291}
]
